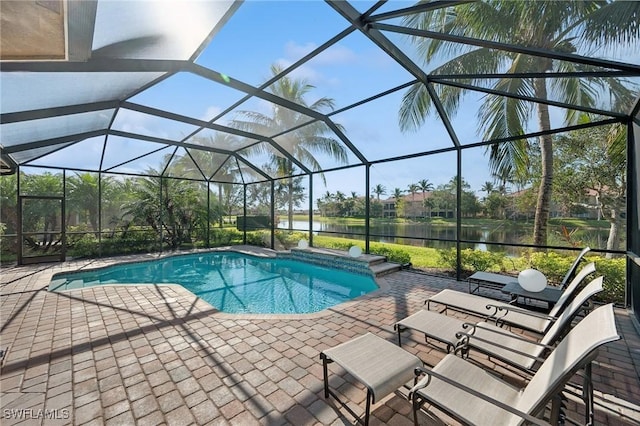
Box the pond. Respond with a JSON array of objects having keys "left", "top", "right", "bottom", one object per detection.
[{"left": 277, "top": 219, "right": 613, "bottom": 253}]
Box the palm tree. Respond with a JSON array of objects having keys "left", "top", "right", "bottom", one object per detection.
[
  {"left": 417, "top": 179, "right": 434, "bottom": 194},
  {"left": 392, "top": 187, "right": 405, "bottom": 218},
  {"left": 392, "top": 187, "right": 405, "bottom": 200},
  {"left": 400, "top": 1, "right": 639, "bottom": 246},
  {"left": 407, "top": 183, "right": 419, "bottom": 200},
  {"left": 232, "top": 64, "right": 348, "bottom": 229},
  {"left": 406, "top": 183, "right": 419, "bottom": 218},
  {"left": 417, "top": 178, "right": 434, "bottom": 217},
  {"left": 175, "top": 134, "right": 245, "bottom": 228},
  {"left": 391, "top": 188, "right": 404, "bottom": 200},
  {"left": 372, "top": 183, "right": 386, "bottom": 200},
  {"left": 122, "top": 168, "right": 206, "bottom": 249},
  {"left": 66, "top": 172, "right": 106, "bottom": 234},
  {"left": 481, "top": 181, "right": 495, "bottom": 196}
]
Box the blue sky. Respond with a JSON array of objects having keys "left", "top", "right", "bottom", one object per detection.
[
  {"left": 191, "top": 0, "right": 495, "bottom": 196},
  {"left": 27, "top": 0, "right": 639, "bottom": 201}
]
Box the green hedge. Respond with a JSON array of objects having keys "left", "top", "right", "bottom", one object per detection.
[
  {"left": 437, "top": 248, "right": 625, "bottom": 305},
  {"left": 315, "top": 239, "right": 411, "bottom": 264},
  {"left": 438, "top": 248, "right": 506, "bottom": 273}
]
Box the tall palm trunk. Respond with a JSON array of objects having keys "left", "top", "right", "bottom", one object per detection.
[
  {"left": 218, "top": 185, "right": 223, "bottom": 228},
  {"left": 606, "top": 208, "right": 619, "bottom": 259},
  {"left": 533, "top": 74, "right": 553, "bottom": 248},
  {"left": 287, "top": 177, "right": 294, "bottom": 230}
]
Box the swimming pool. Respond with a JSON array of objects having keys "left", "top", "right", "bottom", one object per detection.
[{"left": 49, "top": 252, "right": 379, "bottom": 314}]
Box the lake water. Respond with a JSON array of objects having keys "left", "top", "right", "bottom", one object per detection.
[{"left": 277, "top": 220, "right": 612, "bottom": 253}]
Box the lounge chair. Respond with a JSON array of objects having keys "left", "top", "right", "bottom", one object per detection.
[
  {"left": 408, "top": 303, "right": 619, "bottom": 426},
  {"left": 558, "top": 246, "right": 591, "bottom": 288},
  {"left": 426, "top": 262, "right": 596, "bottom": 334},
  {"left": 455, "top": 277, "right": 603, "bottom": 373},
  {"left": 395, "top": 276, "right": 603, "bottom": 375}
]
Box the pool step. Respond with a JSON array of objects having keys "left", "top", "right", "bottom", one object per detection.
[{"left": 370, "top": 261, "right": 402, "bottom": 276}]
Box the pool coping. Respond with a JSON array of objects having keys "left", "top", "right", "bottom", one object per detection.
[{"left": 45, "top": 246, "right": 393, "bottom": 320}]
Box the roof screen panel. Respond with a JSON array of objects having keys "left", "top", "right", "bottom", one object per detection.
[
  {"left": 186, "top": 148, "right": 231, "bottom": 180},
  {"left": 110, "top": 108, "right": 201, "bottom": 141},
  {"left": 101, "top": 135, "right": 170, "bottom": 171},
  {"left": 380, "top": 11, "right": 639, "bottom": 75},
  {"left": 196, "top": 1, "right": 348, "bottom": 85},
  {"left": 265, "top": 31, "right": 415, "bottom": 111},
  {"left": 432, "top": 76, "right": 639, "bottom": 118},
  {"left": 210, "top": 157, "right": 239, "bottom": 183},
  {"left": 28, "top": 137, "right": 105, "bottom": 170},
  {"left": 164, "top": 147, "right": 206, "bottom": 180},
  {"left": 127, "top": 72, "right": 246, "bottom": 122},
  {"left": 91, "top": 0, "right": 237, "bottom": 60},
  {"left": 0, "top": 72, "right": 163, "bottom": 114},
  {"left": 233, "top": 159, "right": 265, "bottom": 184},
  {"left": 236, "top": 142, "right": 302, "bottom": 179},
  {"left": 436, "top": 83, "right": 619, "bottom": 145},
  {"left": 272, "top": 121, "right": 362, "bottom": 171},
  {"left": 1, "top": 109, "right": 114, "bottom": 147},
  {"left": 216, "top": 97, "right": 315, "bottom": 138},
  {"left": 10, "top": 143, "right": 75, "bottom": 165},
  {"left": 106, "top": 146, "right": 175, "bottom": 176},
  {"left": 330, "top": 89, "right": 453, "bottom": 161},
  {"left": 187, "top": 130, "right": 257, "bottom": 152}
]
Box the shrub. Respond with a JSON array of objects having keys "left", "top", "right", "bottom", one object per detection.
[
  {"left": 589, "top": 257, "right": 625, "bottom": 305},
  {"left": 67, "top": 233, "right": 100, "bottom": 257},
  {"left": 210, "top": 228, "right": 243, "bottom": 246},
  {"left": 529, "top": 251, "right": 574, "bottom": 284},
  {"left": 274, "top": 231, "right": 307, "bottom": 248},
  {"left": 437, "top": 248, "right": 505, "bottom": 273},
  {"left": 464, "top": 249, "right": 505, "bottom": 272},
  {"left": 438, "top": 248, "right": 458, "bottom": 271},
  {"left": 245, "top": 231, "right": 268, "bottom": 247},
  {"left": 369, "top": 243, "right": 411, "bottom": 265}
]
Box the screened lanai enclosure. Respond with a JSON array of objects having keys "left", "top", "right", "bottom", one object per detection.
[{"left": 1, "top": 1, "right": 639, "bottom": 318}]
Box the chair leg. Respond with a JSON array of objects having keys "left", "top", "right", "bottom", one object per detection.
[
  {"left": 395, "top": 324, "right": 404, "bottom": 347},
  {"left": 550, "top": 393, "right": 563, "bottom": 424},
  {"left": 365, "top": 390, "right": 372, "bottom": 426},
  {"left": 583, "top": 362, "right": 594, "bottom": 426},
  {"left": 412, "top": 395, "right": 422, "bottom": 426},
  {"left": 321, "top": 353, "right": 330, "bottom": 398}
]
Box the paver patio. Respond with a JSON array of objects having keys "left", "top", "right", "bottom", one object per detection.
[{"left": 1, "top": 248, "right": 639, "bottom": 425}]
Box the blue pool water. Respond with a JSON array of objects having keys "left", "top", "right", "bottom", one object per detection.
[{"left": 49, "top": 252, "right": 378, "bottom": 314}]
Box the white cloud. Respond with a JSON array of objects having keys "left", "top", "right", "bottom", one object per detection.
[
  {"left": 284, "top": 41, "right": 317, "bottom": 60},
  {"left": 202, "top": 105, "right": 222, "bottom": 121},
  {"left": 274, "top": 41, "right": 359, "bottom": 89},
  {"left": 313, "top": 43, "right": 358, "bottom": 65}
]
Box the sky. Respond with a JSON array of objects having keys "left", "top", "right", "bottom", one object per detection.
[
  {"left": 130, "top": 0, "right": 496, "bottom": 197},
  {"left": 22, "top": 0, "right": 640, "bottom": 202}
]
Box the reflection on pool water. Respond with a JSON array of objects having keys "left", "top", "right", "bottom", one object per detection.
[{"left": 49, "top": 252, "right": 379, "bottom": 314}]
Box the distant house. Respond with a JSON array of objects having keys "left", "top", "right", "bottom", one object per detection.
[
  {"left": 506, "top": 188, "right": 602, "bottom": 220},
  {"left": 381, "top": 192, "right": 454, "bottom": 219}
]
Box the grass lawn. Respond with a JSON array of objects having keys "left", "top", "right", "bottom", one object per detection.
[{"left": 312, "top": 234, "right": 444, "bottom": 269}]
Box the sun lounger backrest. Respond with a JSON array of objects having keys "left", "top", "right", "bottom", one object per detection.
[
  {"left": 560, "top": 247, "right": 590, "bottom": 289},
  {"left": 549, "top": 262, "right": 595, "bottom": 317},
  {"left": 516, "top": 304, "right": 619, "bottom": 415},
  {"left": 539, "top": 277, "right": 603, "bottom": 347}
]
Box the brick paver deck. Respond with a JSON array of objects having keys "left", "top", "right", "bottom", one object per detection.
[{"left": 2, "top": 247, "right": 639, "bottom": 425}]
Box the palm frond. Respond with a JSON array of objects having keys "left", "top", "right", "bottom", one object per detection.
[
  {"left": 399, "top": 82, "right": 434, "bottom": 132},
  {"left": 581, "top": 0, "right": 640, "bottom": 49}
]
